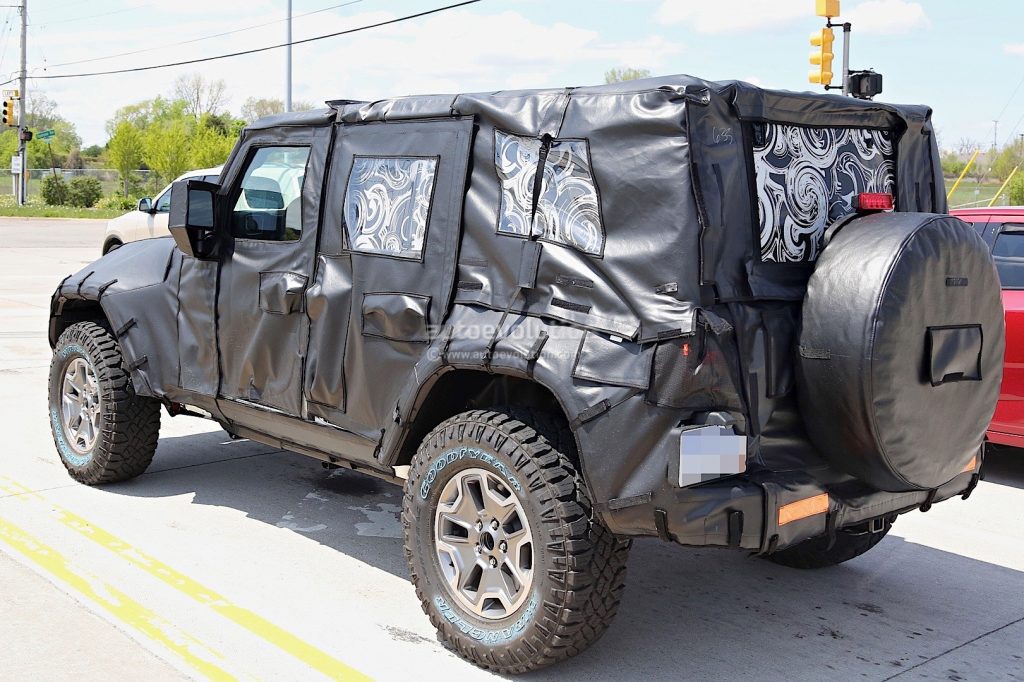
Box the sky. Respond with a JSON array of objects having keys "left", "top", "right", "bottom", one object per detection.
[{"left": 10, "top": 0, "right": 1024, "bottom": 150}]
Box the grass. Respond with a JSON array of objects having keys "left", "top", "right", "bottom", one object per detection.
[
  {"left": 946, "top": 180, "right": 1004, "bottom": 209},
  {"left": 0, "top": 196, "right": 122, "bottom": 219}
]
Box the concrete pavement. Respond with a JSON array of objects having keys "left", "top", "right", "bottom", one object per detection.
[{"left": 1, "top": 218, "right": 1022, "bottom": 681}]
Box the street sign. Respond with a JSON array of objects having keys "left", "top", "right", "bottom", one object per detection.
[
  {"left": 10, "top": 155, "right": 21, "bottom": 174},
  {"left": 1, "top": 89, "right": 18, "bottom": 98},
  {"left": 36, "top": 129, "right": 55, "bottom": 142}
]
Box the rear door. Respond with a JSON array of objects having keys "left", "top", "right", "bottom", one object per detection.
[{"left": 304, "top": 118, "right": 473, "bottom": 440}]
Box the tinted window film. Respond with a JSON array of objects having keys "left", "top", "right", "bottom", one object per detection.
[
  {"left": 752, "top": 123, "right": 896, "bottom": 264},
  {"left": 344, "top": 155, "right": 438, "bottom": 259},
  {"left": 231, "top": 146, "right": 310, "bottom": 241},
  {"left": 494, "top": 131, "right": 605, "bottom": 256},
  {"left": 993, "top": 226, "right": 1024, "bottom": 289}
]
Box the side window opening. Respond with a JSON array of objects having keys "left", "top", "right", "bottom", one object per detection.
[
  {"left": 231, "top": 146, "right": 310, "bottom": 242},
  {"left": 752, "top": 123, "right": 896, "bottom": 264},
  {"left": 993, "top": 225, "right": 1024, "bottom": 289},
  {"left": 154, "top": 187, "right": 172, "bottom": 213},
  {"left": 344, "top": 155, "right": 438, "bottom": 260},
  {"left": 494, "top": 130, "right": 605, "bottom": 257}
]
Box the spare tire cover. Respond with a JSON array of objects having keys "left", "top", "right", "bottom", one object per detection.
[{"left": 799, "top": 212, "right": 1004, "bottom": 492}]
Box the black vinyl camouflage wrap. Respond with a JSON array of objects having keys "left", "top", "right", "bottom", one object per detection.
[
  {"left": 494, "top": 130, "right": 604, "bottom": 256},
  {"left": 753, "top": 122, "right": 896, "bottom": 263},
  {"left": 49, "top": 77, "right": 990, "bottom": 553}
]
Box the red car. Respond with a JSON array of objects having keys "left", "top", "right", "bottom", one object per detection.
[{"left": 952, "top": 207, "right": 1024, "bottom": 447}]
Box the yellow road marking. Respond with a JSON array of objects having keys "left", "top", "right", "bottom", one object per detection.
[
  {"left": 0, "top": 515, "right": 236, "bottom": 682},
  {"left": 0, "top": 476, "right": 370, "bottom": 682}
]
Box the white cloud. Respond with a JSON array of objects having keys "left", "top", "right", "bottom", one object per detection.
[
  {"left": 33, "top": 8, "right": 684, "bottom": 144},
  {"left": 655, "top": 0, "right": 927, "bottom": 35},
  {"left": 843, "top": 0, "right": 929, "bottom": 34},
  {"left": 655, "top": 0, "right": 809, "bottom": 33}
]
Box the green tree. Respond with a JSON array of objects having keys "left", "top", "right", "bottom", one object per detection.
[
  {"left": 604, "top": 67, "right": 651, "bottom": 84},
  {"left": 105, "top": 96, "right": 188, "bottom": 138},
  {"left": 143, "top": 118, "right": 193, "bottom": 184},
  {"left": 189, "top": 117, "right": 235, "bottom": 168},
  {"left": 992, "top": 144, "right": 1023, "bottom": 182},
  {"left": 107, "top": 121, "right": 145, "bottom": 197},
  {"left": 1008, "top": 171, "right": 1024, "bottom": 205}
]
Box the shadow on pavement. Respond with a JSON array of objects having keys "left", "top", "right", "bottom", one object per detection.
[
  {"left": 103, "top": 430, "right": 1024, "bottom": 681},
  {"left": 983, "top": 444, "right": 1024, "bottom": 490}
]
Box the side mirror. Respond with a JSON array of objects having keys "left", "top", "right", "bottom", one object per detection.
[
  {"left": 168, "top": 179, "right": 220, "bottom": 260},
  {"left": 137, "top": 197, "right": 153, "bottom": 213}
]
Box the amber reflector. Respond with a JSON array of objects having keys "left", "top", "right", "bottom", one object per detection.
[
  {"left": 961, "top": 455, "right": 977, "bottom": 474},
  {"left": 778, "top": 493, "right": 830, "bottom": 526}
]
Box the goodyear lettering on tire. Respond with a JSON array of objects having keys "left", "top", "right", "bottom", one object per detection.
[
  {"left": 52, "top": 344, "right": 92, "bottom": 467},
  {"left": 420, "top": 446, "right": 523, "bottom": 500}
]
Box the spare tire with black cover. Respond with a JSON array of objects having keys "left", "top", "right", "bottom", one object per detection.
[{"left": 798, "top": 212, "right": 1004, "bottom": 492}]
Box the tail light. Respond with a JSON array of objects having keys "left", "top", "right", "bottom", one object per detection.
[{"left": 855, "top": 192, "right": 894, "bottom": 212}]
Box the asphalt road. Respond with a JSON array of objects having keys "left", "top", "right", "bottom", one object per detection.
[{"left": 1, "top": 218, "right": 1023, "bottom": 681}]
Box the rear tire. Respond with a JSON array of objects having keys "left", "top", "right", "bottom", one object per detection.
[
  {"left": 48, "top": 321, "right": 160, "bottom": 485},
  {"left": 765, "top": 519, "right": 893, "bottom": 569},
  {"left": 402, "top": 408, "right": 630, "bottom": 674}
]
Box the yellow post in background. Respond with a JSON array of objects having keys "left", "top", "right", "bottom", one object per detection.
[
  {"left": 946, "top": 149, "right": 980, "bottom": 201},
  {"left": 989, "top": 165, "right": 1019, "bottom": 207}
]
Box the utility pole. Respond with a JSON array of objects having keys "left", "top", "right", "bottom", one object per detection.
[
  {"left": 17, "top": 0, "right": 26, "bottom": 205},
  {"left": 993, "top": 120, "right": 999, "bottom": 151},
  {"left": 285, "top": 0, "right": 292, "bottom": 112}
]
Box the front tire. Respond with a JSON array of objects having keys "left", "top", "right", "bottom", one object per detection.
[
  {"left": 48, "top": 321, "right": 160, "bottom": 485},
  {"left": 402, "top": 409, "right": 630, "bottom": 674}
]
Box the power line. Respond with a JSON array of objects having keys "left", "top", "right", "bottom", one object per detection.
[
  {"left": 33, "top": 4, "right": 154, "bottom": 28},
  {"left": 1002, "top": 107, "right": 1024, "bottom": 149},
  {"left": 30, "top": 0, "right": 481, "bottom": 80},
  {"left": 995, "top": 73, "right": 1024, "bottom": 125},
  {"left": 0, "top": 9, "right": 14, "bottom": 75},
  {"left": 43, "top": 0, "right": 365, "bottom": 70}
]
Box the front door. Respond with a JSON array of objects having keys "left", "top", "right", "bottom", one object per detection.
[
  {"left": 304, "top": 118, "right": 473, "bottom": 438},
  {"left": 216, "top": 125, "right": 331, "bottom": 415}
]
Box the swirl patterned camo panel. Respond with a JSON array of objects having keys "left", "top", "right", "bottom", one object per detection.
[
  {"left": 495, "top": 131, "right": 605, "bottom": 256},
  {"left": 753, "top": 123, "right": 896, "bottom": 263},
  {"left": 344, "top": 156, "right": 438, "bottom": 259}
]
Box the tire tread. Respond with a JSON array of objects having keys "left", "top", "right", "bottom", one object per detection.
[
  {"left": 49, "top": 321, "right": 160, "bottom": 485},
  {"left": 402, "top": 406, "right": 630, "bottom": 674}
]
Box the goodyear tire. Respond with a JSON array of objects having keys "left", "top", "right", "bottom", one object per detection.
[
  {"left": 765, "top": 519, "right": 892, "bottom": 569},
  {"left": 48, "top": 321, "right": 161, "bottom": 485},
  {"left": 402, "top": 408, "right": 630, "bottom": 674}
]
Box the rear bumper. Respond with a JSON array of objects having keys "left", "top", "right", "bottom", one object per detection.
[{"left": 602, "top": 455, "right": 982, "bottom": 554}]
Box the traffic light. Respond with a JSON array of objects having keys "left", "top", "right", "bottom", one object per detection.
[
  {"left": 1, "top": 99, "right": 13, "bottom": 127},
  {"left": 816, "top": 0, "right": 840, "bottom": 18},
  {"left": 809, "top": 28, "right": 835, "bottom": 86}
]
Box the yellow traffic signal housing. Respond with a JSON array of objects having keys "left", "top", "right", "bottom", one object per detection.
[
  {"left": 809, "top": 28, "right": 835, "bottom": 86},
  {"left": 1, "top": 99, "right": 13, "bottom": 126},
  {"left": 816, "top": 0, "right": 840, "bottom": 17}
]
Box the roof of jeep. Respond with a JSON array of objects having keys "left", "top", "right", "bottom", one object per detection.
[{"left": 245, "top": 74, "right": 932, "bottom": 131}]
